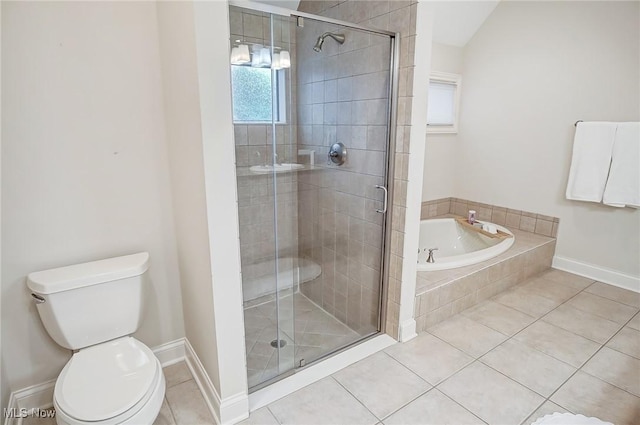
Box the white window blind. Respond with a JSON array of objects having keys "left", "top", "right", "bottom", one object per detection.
[
  {"left": 427, "top": 71, "right": 461, "bottom": 133},
  {"left": 427, "top": 81, "right": 456, "bottom": 125}
]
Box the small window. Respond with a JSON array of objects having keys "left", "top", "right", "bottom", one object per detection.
[
  {"left": 231, "top": 65, "right": 286, "bottom": 124},
  {"left": 427, "top": 71, "right": 461, "bottom": 134}
]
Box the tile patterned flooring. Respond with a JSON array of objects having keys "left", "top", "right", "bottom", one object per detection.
[
  {"left": 243, "top": 293, "right": 359, "bottom": 388},
  {"left": 235, "top": 269, "right": 640, "bottom": 425},
  {"left": 24, "top": 269, "right": 640, "bottom": 425}
]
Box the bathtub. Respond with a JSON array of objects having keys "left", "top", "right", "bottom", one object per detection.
[{"left": 417, "top": 218, "right": 515, "bottom": 271}]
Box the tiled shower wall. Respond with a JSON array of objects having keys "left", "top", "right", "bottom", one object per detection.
[
  {"left": 294, "top": 16, "right": 389, "bottom": 335},
  {"left": 229, "top": 7, "right": 300, "bottom": 301},
  {"left": 297, "top": 0, "right": 417, "bottom": 338}
]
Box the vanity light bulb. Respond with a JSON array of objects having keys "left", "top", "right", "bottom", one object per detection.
[
  {"left": 280, "top": 50, "right": 291, "bottom": 68},
  {"left": 259, "top": 47, "right": 272, "bottom": 67},
  {"left": 272, "top": 53, "right": 282, "bottom": 70},
  {"left": 237, "top": 44, "right": 250, "bottom": 64},
  {"left": 251, "top": 44, "right": 263, "bottom": 67},
  {"left": 230, "top": 44, "right": 251, "bottom": 65}
]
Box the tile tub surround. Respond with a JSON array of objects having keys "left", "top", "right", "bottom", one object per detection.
[
  {"left": 415, "top": 225, "right": 556, "bottom": 331},
  {"left": 421, "top": 197, "right": 560, "bottom": 238}
]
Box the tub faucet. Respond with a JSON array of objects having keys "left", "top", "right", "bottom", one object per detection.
[{"left": 427, "top": 248, "right": 438, "bottom": 263}]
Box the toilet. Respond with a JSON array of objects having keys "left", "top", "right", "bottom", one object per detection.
[{"left": 27, "top": 252, "right": 165, "bottom": 425}]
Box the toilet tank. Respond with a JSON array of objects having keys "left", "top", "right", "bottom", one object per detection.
[{"left": 26, "top": 252, "right": 150, "bottom": 350}]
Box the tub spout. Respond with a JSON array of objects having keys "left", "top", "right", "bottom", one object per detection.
[{"left": 427, "top": 248, "right": 438, "bottom": 263}]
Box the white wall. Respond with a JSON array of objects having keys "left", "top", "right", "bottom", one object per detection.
[
  {"left": 1, "top": 1, "right": 185, "bottom": 392},
  {"left": 423, "top": 1, "right": 640, "bottom": 283},
  {"left": 158, "top": 2, "right": 249, "bottom": 422},
  {"left": 193, "top": 2, "right": 248, "bottom": 418},
  {"left": 156, "top": 0, "right": 222, "bottom": 394},
  {"left": 422, "top": 42, "right": 463, "bottom": 201}
]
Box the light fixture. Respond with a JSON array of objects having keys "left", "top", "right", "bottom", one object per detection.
[
  {"left": 279, "top": 50, "right": 291, "bottom": 68},
  {"left": 251, "top": 44, "right": 263, "bottom": 67},
  {"left": 259, "top": 47, "right": 271, "bottom": 67},
  {"left": 230, "top": 43, "right": 250, "bottom": 65},
  {"left": 272, "top": 53, "right": 282, "bottom": 70},
  {"left": 232, "top": 43, "right": 290, "bottom": 69}
]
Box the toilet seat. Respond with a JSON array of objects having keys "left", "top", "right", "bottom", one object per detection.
[{"left": 54, "top": 337, "right": 165, "bottom": 425}]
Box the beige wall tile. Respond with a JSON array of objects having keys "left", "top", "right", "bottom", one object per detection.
[
  {"left": 506, "top": 212, "right": 521, "bottom": 229},
  {"left": 519, "top": 215, "right": 536, "bottom": 232}
]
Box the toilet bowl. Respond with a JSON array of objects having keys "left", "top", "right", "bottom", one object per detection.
[
  {"left": 53, "top": 337, "right": 165, "bottom": 425},
  {"left": 27, "top": 252, "right": 165, "bottom": 425}
]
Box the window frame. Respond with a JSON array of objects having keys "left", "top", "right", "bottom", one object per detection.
[
  {"left": 426, "top": 71, "right": 462, "bottom": 134},
  {"left": 231, "top": 65, "right": 287, "bottom": 125}
]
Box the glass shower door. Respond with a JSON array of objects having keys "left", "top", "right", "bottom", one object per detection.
[
  {"left": 293, "top": 16, "right": 392, "bottom": 367},
  {"left": 230, "top": 6, "right": 297, "bottom": 389},
  {"left": 231, "top": 3, "right": 395, "bottom": 390}
]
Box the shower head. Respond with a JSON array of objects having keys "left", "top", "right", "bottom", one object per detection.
[{"left": 313, "top": 32, "right": 346, "bottom": 52}]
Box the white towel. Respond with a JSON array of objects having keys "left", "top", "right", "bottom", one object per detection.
[
  {"left": 603, "top": 122, "right": 640, "bottom": 208},
  {"left": 566, "top": 122, "right": 618, "bottom": 203}
]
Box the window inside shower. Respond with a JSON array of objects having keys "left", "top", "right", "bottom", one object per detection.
[
  {"left": 231, "top": 66, "right": 286, "bottom": 123},
  {"left": 229, "top": 4, "right": 396, "bottom": 391}
]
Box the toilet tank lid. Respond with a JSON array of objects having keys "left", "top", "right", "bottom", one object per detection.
[{"left": 27, "top": 252, "right": 150, "bottom": 295}]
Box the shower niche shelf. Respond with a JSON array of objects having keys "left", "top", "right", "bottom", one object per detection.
[{"left": 249, "top": 163, "right": 318, "bottom": 174}]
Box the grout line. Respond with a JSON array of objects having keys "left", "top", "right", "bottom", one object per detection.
[
  {"left": 377, "top": 385, "right": 433, "bottom": 422},
  {"left": 162, "top": 396, "right": 179, "bottom": 425},
  {"left": 435, "top": 386, "right": 490, "bottom": 425},
  {"left": 543, "top": 311, "right": 640, "bottom": 403},
  {"left": 385, "top": 333, "right": 476, "bottom": 387},
  {"left": 249, "top": 273, "right": 639, "bottom": 422},
  {"left": 421, "top": 273, "right": 605, "bottom": 423},
  {"left": 439, "top": 277, "right": 594, "bottom": 422},
  {"left": 265, "top": 404, "right": 283, "bottom": 425},
  {"left": 330, "top": 351, "right": 436, "bottom": 422},
  {"left": 495, "top": 277, "right": 640, "bottom": 422},
  {"left": 329, "top": 374, "right": 393, "bottom": 422},
  {"left": 576, "top": 286, "right": 640, "bottom": 311}
]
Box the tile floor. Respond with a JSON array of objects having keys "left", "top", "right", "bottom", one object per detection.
[
  {"left": 23, "top": 269, "right": 640, "bottom": 425},
  {"left": 235, "top": 269, "right": 639, "bottom": 425},
  {"left": 243, "top": 293, "right": 359, "bottom": 388}
]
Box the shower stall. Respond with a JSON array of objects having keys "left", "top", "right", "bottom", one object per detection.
[{"left": 229, "top": 1, "right": 398, "bottom": 390}]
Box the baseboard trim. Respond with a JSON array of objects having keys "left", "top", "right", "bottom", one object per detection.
[
  {"left": 3, "top": 379, "right": 57, "bottom": 425},
  {"left": 183, "top": 338, "right": 222, "bottom": 424},
  {"left": 552, "top": 256, "right": 640, "bottom": 293},
  {"left": 183, "top": 339, "right": 249, "bottom": 425},
  {"left": 4, "top": 338, "right": 188, "bottom": 425},
  {"left": 398, "top": 319, "right": 417, "bottom": 342},
  {"left": 249, "top": 334, "right": 396, "bottom": 412},
  {"left": 153, "top": 338, "right": 186, "bottom": 367}
]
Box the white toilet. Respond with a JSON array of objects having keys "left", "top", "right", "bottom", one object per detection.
[{"left": 27, "top": 252, "right": 165, "bottom": 425}]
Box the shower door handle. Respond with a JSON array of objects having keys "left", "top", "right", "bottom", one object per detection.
[{"left": 375, "top": 185, "right": 388, "bottom": 214}]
